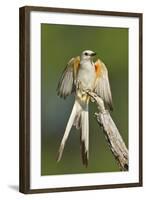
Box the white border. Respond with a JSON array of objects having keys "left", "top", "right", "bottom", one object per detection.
[{"left": 30, "top": 11, "right": 139, "bottom": 189}]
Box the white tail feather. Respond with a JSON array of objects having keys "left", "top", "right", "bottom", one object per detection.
[
  {"left": 81, "top": 105, "right": 89, "bottom": 166},
  {"left": 57, "top": 99, "right": 82, "bottom": 162}
]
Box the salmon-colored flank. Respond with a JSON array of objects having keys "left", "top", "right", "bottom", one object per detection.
[{"left": 95, "top": 60, "right": 102, "bottom": 78}]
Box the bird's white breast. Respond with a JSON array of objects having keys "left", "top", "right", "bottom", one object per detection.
[{"left": 77, "top": 61, "right": 96, "bottom": 90}]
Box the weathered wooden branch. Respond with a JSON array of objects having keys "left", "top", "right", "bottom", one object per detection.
[{"left": 86, "top": 91, "right": 128, "bottom": 171}]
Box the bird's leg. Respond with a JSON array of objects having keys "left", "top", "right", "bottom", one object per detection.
[
  {"left": 85, "top": 89, "right": 95, "bottom": 103},
  {"left": 76, "top": 80, "right": 81, "bottom": 90},
  {"left": 74, "top": 79, "right": 78, "bottom": 88}
]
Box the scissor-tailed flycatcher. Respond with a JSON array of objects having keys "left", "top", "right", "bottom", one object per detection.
[{"left": 57, "top": 50, "right": 113, "bottom": 167}]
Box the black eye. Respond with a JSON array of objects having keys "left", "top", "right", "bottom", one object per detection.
[{"left": 85, "top": 52, "right": 88, "bottom": 56}]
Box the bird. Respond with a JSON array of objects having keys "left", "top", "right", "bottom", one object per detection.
[{"left": 56, "top": 50, "right": 113, "bottom": 167}]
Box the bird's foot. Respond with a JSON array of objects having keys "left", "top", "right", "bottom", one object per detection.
[
  {"left": 85, "top": 89, "right": 95, "bottom": 102},
  {"left": 90, "top": 97, "right": 95, "bottom": 103}
]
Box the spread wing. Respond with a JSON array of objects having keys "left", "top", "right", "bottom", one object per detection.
[
  {"left": 94, "top": 59, "right": 113, "bottom": 110},
  {"left": 57, "top": 56, "right": 80, "bottom": 98}
]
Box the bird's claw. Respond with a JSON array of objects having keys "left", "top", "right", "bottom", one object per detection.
[{"left": 91, "top": 97, "right": 95, "bottom": 102}]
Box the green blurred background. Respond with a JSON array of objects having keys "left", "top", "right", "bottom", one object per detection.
[{"left": 41, "top": 23, "right": 128, "bottom": 175}]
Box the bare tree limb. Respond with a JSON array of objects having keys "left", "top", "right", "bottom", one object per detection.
[{"left": 86, "top": 91, "right": 128, "bottom": 171}]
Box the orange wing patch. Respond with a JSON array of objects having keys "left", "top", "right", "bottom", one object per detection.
[
  {"left": 95, "top": 59, "right": 102, "bottom": 78},
  {"left": 74, "top": 56, "right": 80, "bottom": 70},
  {"left": 73, "top": 56, "right": 80, "bottom": 79}
]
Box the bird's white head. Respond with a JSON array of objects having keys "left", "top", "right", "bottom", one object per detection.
[{"left": 81, "top": 50, "right": 96, "bottom": 61}]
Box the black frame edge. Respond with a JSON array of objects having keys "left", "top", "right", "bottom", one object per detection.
[
  {"left": 21, "top": 182, "right": 142, "bottom": 194},
  {"left": 19, "top": 6, "right": 30, "bottom": 194},
  {"left": 139, "top": 13, "right": 143, "bottom": 187},
  {"left": 20, "top": 5, "right": 142, "bottom": 17}
]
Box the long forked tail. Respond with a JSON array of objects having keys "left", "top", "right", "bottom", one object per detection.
[{"left": 57, "top": 99, "right": 89, "bottom": 167}]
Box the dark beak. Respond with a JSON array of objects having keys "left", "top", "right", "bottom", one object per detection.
[{"left": 91, "top": 52, "right": 96, "bottom": 56}]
